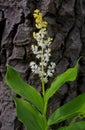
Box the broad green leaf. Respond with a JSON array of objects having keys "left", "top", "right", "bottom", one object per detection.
[
  {"left": 48, "top": 93, "right": 85, "bottom": 125},
  {"left": 6, "top": 65, "right": 44, "bottom": 113},
  {"left": 58, "top": 121, "right": 85, "bottom": 130},
  {"left": 13, "top": 96, "right": 46, "bottom": 130},
  {"left": 45, "top": 62, "right": 78, "bottom": 102}
]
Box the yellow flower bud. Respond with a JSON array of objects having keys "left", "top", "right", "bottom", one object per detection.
[
  {"left": 33, "top": 14, "right": 38, "bottom": 18},
  {"left": 33, "top": 9, "right": 48, "bottom": 29},
  {"left": 34, "top": 9, "right": 40, "bottom": 14},
  {"left": 33, "top": 32, "right": 36, "bottom": 38}
]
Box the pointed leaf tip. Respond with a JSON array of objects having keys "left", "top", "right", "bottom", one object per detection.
[
  {"left": 6, "top": 65, "right": 44, "bottom": 113},
  {"left": 45, "top": 61, "right": 79, "bottom": 102}
]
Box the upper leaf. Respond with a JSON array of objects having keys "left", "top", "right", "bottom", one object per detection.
[
  {"left": 6, "top": 65, "right": 44, "bottom": 113},
  {"left": 58, "top": 121, "right": 85, "bottom": 130},
  {"left": 48, "top": 93, "right": 85, "bottom": 125},
  {"left": 45, "top": 62, "right": 78, "bottom": 102},
  {"left": 13, "top": 96, "right": 46, "bottom": 130}
]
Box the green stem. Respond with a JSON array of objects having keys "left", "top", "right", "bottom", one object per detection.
[
  {"left": 41, "top": 44, "right": 48, "bottom": 117},
  {"left": 45, "top": 125, "right": 49, "bottom": 130},
  {"left": 41, "top": 43, "right": 48, "bottom": 128},
  {"left": 43, "top": 99, "right": 47, "bottom": 116},
  {"left": 41, "top": 46, "right": 45, "bottom": 97}
]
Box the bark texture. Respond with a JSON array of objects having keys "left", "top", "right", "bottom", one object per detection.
[{"left": 0, "top": 0, "right": 85, "bottom": 130}]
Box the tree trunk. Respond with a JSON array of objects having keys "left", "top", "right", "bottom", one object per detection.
[{"left": 0, "top": 0, "right": 85, "bottom": 129}]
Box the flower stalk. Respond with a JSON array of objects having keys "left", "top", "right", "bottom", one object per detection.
[
  {"left": 30, "top": 9, "right": 56, "bottom": 117},
  {"left": 41, "top": 45, "right": 45, "bottom": 97}
]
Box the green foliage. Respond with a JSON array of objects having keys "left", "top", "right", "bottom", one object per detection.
[
  {"left": 45, "top": 62, "right": 78, "bottom": 102},
  {"left": 48, "top": 93, "right": 85, "bottom": 125},
  {"left": 6, "top": 65, "right": 44, "bottom": 113},
  {"left": 13, "top": 96, "right": 46, "bottom": 130},
  {"left": 5, "top": 62, "right": 85, "bottom": 130},
  {"left": 58, "top": 121, "right": 85, "bottom": 130}
]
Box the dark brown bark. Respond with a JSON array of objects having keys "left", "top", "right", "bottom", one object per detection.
[{"left": 0, "top": 0, "right": 85, "bottom": 129}]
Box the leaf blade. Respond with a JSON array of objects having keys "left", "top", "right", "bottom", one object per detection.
[
  {"left": 13, "top": 96, "right": 46, "bottom": 130},
  {"left": 45, "top": 62, "right": 78, "bottom": 102},
  {"left": 48, "top": 93, "right": 85, "bottom": 125},
  {"left": 6, "top": 65, "right": 44, "bottom": 113},
  {"left": 58, "top": 121, "right": 85, "bottom": 130}
]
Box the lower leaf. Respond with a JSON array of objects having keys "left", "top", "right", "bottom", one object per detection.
[
  {"left": 48, "top": 93, "right": 85, "bottom": 125},
  {"left": 13, "top": 96, "right": 46, "bottom": 130},
  {"left": 58, "top": 121, "right": 85, "bottom": 130}
]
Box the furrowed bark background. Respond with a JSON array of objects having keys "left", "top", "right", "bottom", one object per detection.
[{"left": 0, "top": 0, "right": 85, "bottom": 130}]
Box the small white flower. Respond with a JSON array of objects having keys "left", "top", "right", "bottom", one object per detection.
[
  {"left": 44, "top": 53, "right": 49, "bottom": 62},
  {"left": 31, "top": 45, "right": 34, "bottom": 50},
  {"left": 51, "top": 69, "right": 55, "bottom": 73},
  {"left": 51, "top": 62, "right": 56, "bottom": 68},
  {"left": 35, "top": 66, "right": 41, "bottom": 74},
  {"left": 44, "top": 72, "right": 47, "bottom": 76},
  {"left": 44, "top": 62, "right": 47, "bottom": 66},
  {"left": 30, "top": 62, "right": 38, "bottom": 73},
  {"left": 44, "top": 77, "right": 48, "bottom": 83},
  {"left": 45, "top": 48, "right": 51, "bottom": 53},
  {"left": 35, "top": 46, "right": 38, "bottom": 51},
  {"left": 30, "top": 61, "right": 35, "bottom": 67},
  {"left": 31, "top": 45, "right": 38, "bottom": 54},
  {"left": 37, "top": 41, "right": 43, "bottom": 47},
  {"left": 36, "top": 54, "right": 41, "bottom": 59},
  {"left": 47, "top": 69, "right": 53, "bottom": 77}
]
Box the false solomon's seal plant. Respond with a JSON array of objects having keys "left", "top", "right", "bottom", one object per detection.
[{"left": 6, "top": 9, "right": 85, "bottom": 130}]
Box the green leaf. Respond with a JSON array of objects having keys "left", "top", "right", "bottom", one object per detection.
[
  {"left": 48, "top": 93, "right": 85, "bottom": 125},
  {"left": 6, "top": 65, "right": 44, "bottom": 113},
  {"left": 45, "top": 62, "right": 78, "bottom": 102},
  {"left": 58, "top": 121, "right": 85, "bottom": 130},
  {"left": 13, "top": 96, "right": 46, "bottom": 130}
]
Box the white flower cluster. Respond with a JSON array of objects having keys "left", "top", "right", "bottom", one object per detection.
[
  {"left": 30, "top": 28, "right": 56, "bottom": 83},
  {"left": 30, "top": 9, "right": 56, "bottom": 83}
]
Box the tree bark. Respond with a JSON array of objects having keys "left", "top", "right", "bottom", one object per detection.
[{"left": 0, "top": 0, "right": 85, "bottom": 129}]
